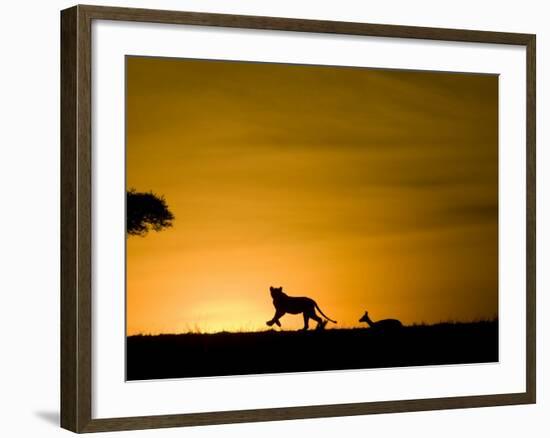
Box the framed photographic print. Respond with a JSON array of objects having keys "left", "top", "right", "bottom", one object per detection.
[{"left": 60, "top": 4, "right": 536, "bottom": 433}]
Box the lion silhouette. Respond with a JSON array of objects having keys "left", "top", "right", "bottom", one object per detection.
[{"left": 266, "top": 286, "right": 337, "bottom": 330}]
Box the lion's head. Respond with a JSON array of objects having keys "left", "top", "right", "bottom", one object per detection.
[{"left": 269, "top": 286, "right": 284, "bottom": 299}]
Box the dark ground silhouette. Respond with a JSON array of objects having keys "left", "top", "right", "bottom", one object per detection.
[{"left": 126, "top": 320, "right": 498, "bottom": 380}]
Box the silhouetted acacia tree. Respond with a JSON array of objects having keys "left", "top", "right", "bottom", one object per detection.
[{"left": 127, "top": 189, "right": 174, "bottom": 237}]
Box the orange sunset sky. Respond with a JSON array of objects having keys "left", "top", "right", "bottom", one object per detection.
[{"left": 126, "top": 56, "right": 498, "bottom": 335}]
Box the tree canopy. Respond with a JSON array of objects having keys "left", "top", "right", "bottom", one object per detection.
[{"left": 127, "top": 189, "right": 174, "bottom": 237}]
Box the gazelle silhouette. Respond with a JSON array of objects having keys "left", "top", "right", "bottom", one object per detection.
[{"left": 359, "top": 311, "right": 403, "bottom": 330}]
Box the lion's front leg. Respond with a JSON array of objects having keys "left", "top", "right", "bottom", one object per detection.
[{"left": 266, "top": 310, "right": 285, "bottom": 327}]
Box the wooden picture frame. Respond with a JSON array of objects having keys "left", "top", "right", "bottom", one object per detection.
[{"left": 61, "top": 4, "right": 536, "bottom": 433}]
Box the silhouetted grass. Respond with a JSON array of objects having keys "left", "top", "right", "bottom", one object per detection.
[{"left": 126, "top": 320, "right": 498, "bottom": 380}]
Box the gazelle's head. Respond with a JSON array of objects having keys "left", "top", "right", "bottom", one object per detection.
[{"left": 359, "top": 311, "right": 369, "bottom": 323}]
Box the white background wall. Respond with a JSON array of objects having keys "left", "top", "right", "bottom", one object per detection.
[{"left": 0, "top": 0, "right": 546, "bottom": 436}]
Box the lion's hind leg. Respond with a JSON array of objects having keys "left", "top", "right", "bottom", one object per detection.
[
  {"left": 309, "top": 310, "right": 326, "bottom": 330},
  {"left": 302, "top": 313, "right": 310, "bottom": 331}
]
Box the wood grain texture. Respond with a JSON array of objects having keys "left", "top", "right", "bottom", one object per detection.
[
  {"left": 60, "top": 4, "right": 536, "bottom": 433},
  {"left": 80, "top": 393, "right": 534, "bottom": 433},
  {"left": 79, "top": 3, "right": 533, "bottom": 44},
  {"left": 525, "top": 34, "right": 536, "bottom": 404},
  {"left": 60, "top": 5, "right": 78, "bottom": 432},
  {"left": 76, "top": 4, "right": 93, "bottom": 432}
]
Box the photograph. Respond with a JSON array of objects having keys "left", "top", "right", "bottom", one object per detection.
[{"left": 125, "top": 56, "right": 499, "bottom": 381}]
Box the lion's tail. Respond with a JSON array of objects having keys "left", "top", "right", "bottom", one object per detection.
[{"left": 314, "top": 302, "right": 337, "bottom": 323}]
